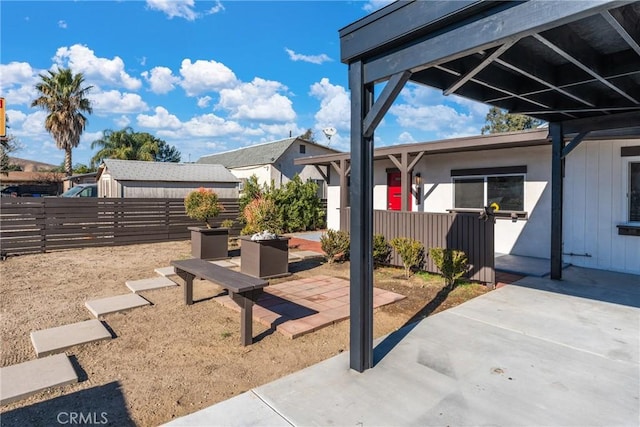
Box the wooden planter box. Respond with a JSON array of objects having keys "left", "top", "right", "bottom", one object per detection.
[
  {"left": 188, "top": 227, "right": 229, "bottom": 260},
  {"left": 238, "top": 235, "right": 291, "bottom": 279}
]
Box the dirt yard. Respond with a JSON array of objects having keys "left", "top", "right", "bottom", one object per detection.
[{"left": 0, "top": 240, "right": 488, "bottom": 426}]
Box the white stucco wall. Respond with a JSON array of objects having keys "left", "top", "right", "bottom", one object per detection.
[
  {"left": 563, "top": 139, "right": 640, "bottom": 274},
  {"left": 326, "top": 145, "right": 552, "bottom": 258},
  {"left": 416, "top": 145, "right": 551, "bottom": 257}
]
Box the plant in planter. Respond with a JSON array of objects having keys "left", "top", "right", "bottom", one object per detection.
[
  {"left": 184, "top": 187, "right": 223, "bottom": 228},
  {"left": 184, "top": 188, "right": 228, "bottom": 260},
  {"left": 238, "top": 197, "right": 290, "bottom": 279}
]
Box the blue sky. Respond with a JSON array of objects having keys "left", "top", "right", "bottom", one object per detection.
[{"left": 1, "top": 0, "right": 490, "bottom": 167}]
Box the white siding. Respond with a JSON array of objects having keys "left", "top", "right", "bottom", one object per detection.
[
  {"left": 564, "top": 139, "right": 640, "bottom": 274},
  {"left": 230, "top": 165, "right": 273, "bottom": 187},
  {"left": 118, "top": 181, "right": 238, "bottom": 198}
]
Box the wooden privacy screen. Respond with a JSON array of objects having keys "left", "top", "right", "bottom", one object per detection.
[
  {"left": 0, "top": 198, "right": 240, "bottom": 255},
  {"left": 341, "top": 208, "right": 495, "bottom": 284}
]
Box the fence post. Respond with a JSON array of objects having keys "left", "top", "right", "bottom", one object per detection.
[{"left": 40, "top": 199, "right": 47, "bottom": 253}]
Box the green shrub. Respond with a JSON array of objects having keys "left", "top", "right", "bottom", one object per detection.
[
  {"left": 320, "top": 229, "right": 350, "bottom": 264},
  {"left": 428, "top": 247, "right": 469, "bottom": 289},
  {"left": 373, "top": 234, "right": 391, "bottom": 267},
  {"left": 184, "top": 188, "right": 223, "bottom": 228},
  {"left": 241, "top": 197, "right": 283, "bottom": 235},
  {"left": 220, "top": 219, "right": 235, "bottom": 229},
  {"left": 390, "top": 237, "right": 424, "bottom": 278}
]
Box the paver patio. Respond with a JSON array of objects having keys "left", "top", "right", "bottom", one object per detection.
[{"left": 213, "top": 275, "right": 405, "bottom": 338}]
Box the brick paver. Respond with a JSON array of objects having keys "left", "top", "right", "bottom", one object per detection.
[{"left": 213, "top": 275, "right": 405, "bottom": 339}]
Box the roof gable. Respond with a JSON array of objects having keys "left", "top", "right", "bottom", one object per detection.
[
  {"left": 197, "top": 137, "right": 341, "bottom": 168},
  {"left": 100, "top": 159, "right": 239, "bottom": 183}
]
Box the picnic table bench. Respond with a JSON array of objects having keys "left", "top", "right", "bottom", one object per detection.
[{"left": 170, "top": 258, "right": 268, "bottom": 346}]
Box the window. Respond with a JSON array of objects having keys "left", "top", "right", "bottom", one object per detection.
[
  {"left": 630, "top": 162, "right": 640, "bottom": 222},
  {"left": 299, "top": 144, "right": 306, "bottom": 154},
  {"left": 312, "top": 179, "right": 326, "bottom": 199},
  {"left": 454, "top": 175, "right": 524, "bottom": 211}
]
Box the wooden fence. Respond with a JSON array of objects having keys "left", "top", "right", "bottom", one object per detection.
[
  {"left": 0, "top": 198, "right": 241, "bottom": 256},
  {"left": 340, "top": 209, "right": 495, "bottom": 284}
]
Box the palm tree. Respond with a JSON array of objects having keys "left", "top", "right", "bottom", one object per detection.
[
  {"left": 91, "top": 127, "right": 181, "bottom": 166},
  {"left": 31, "top": 68, "right": 93, "bottom": 177}
]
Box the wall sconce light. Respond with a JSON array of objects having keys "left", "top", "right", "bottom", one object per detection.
[{"left": 414, "top": 173, "right": 422, "bottom": 205}]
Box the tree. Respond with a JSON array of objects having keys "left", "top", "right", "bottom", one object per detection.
[
  {"left": 481, "top": 106, "right": 543, "bottom": 135},
  {"left": 31, "top": 68, "right": 93, "bottom": 177},
  {"left": 90, "top": 128, "right": 181, "bottom": 166},
  {"left": 51, "top": 162, "right": 96, "bottom": 174},
  {"left": 90, "top": 128, "right": 180, "bottom": 166},
  {"left": 154, "top": 139, "right": 181, "bottom": 162},
  {"left": 299, "top": 128, "right": 316, "bottom": 141}
]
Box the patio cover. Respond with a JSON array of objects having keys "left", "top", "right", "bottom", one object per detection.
[{"left": 341, "top": 0, "right": 640, "bottom": 371}]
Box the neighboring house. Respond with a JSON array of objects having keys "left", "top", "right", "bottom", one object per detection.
[
  {"left": 197, "top": 137, "right": 341, "bottom": 197},
  {"left": 0, "top": 171, "right": 64, "bottom": 195},
  {"left": 64, "top": 172, "right": 98, "bottom": 187},
  {"left": 296, "top": 129, "right": 640, "bottom": 275},
  {"left": 96, "top": 159, "right": 240, "bottom": 198}
]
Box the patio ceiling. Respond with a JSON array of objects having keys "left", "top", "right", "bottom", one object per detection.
[
  {"left": 340, "top": 0, "right": 640, "bottom": 126},
  {"left": 341, "top": 0, "right": 640, "bottom": 373}
]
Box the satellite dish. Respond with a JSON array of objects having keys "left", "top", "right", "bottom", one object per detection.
[{"left": 322, "top": 127, "right": 337, "bottom": 140}]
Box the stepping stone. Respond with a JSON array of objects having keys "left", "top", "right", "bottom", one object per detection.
[
  {"left": 0, "top": 354, "right": 77, "bottom": 405},
  {"left": 85, "top": 294, "right": 150, "bottom": 318},
  {"left": 288, "top": 252, "right": 303, "bottom": 261},
  {"left": 210, "top": 259, "right": 236, "bottom": 268},
  {"left": 228, "top": 257, "right": 241, "bottom": 267},
  {"left": 30, "top": 319, "right": 112, "bottom": 358},
  {"left": 291, "top": 250, "right": 324, "bottom": 260},
  {"left": 155, "top": 266, "right": 176, "bottom": 277},
  {"left": 126, "top": 276, "right": 177, "bottom": 293}
]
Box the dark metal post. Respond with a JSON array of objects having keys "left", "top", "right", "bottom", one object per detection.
[
  {"left": 550, "top": 122, "right": 564, "bottom": 280},
  {"left": 349, "top": 60, "right": 375, "bottom": 372}
]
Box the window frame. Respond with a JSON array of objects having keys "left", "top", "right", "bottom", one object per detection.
[
  {"left": 625, "top": 159, "right": 640, "bottom": 224},
  {"left": 452, "top": 173, "right": 526, "bottom": 213}
]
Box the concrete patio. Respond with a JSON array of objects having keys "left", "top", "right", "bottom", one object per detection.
[{"left": 166, "top": 266, "right": 640, "bottom": 426}]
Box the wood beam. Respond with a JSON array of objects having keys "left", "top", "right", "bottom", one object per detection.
[
  {"left": 363, "top": 0, "right": 618, "bottom": 84},
  {"left": 561, "top": 132, "right": 589, "bottom": 158},
  {"left": 533, "top": 34, "right": 639, "bottom": 104},
  {"left": 444, "top": 40, "right": 517, "bottom": 96},
  {"left": 363, "top": 71, "right": 411, "bottom": 138},
  {"left": 550, "top": 122, "right": 564, "bottom": 280},
  {"left": 601, "top": 10, "right": 640, "bottom": 56},
  {"left": 349, "top": 60, "right": 374, "bottom": 372}
]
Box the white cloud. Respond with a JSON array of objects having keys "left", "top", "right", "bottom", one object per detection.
[
  {"left": 141, "top": 66, "right": 180, "bottom": 94},
  {"left": 257, "top": 123, "right": 303, "bottom": 140},
  {"left": 156, "top": 113, "right": 244, "bottom": 139},
  {"left": 309, "top": 78, "right": 350, "bottom": 131},
  {"left": 146, "top": 0, "right": 197, "bottom": 20},
  {"left": 285, "top": 48, "right": 332, "bottom": 65},
  {"left": 53, "top": 44, "right": 142, "bottom": 90},
  {"left": 136, "top": 106, "right": 182, "bottom": 129},
  {"left": 179, "top": 59, "right": 237, "bottom": 96},
  {"left": 0, "top": 62, "right": 37, "bottom": 88},
  {"left": 206, "top": 1, "right": 224, "bottom": 15},
  {"left": 58, "top": 20, "right": 67, "bottom": 29},
  {"left": 89, "top": 89, "right": 148, "bottom": 115},
  {"left": 362, "top": 0, "right": 395, "bottom": 12},
  {"left": 397, "top": 131, "right": 416, "bottom": 144},
  {"left": 197, "top": 96, "right": 212, "bottom": 108},
  {"left": 114, "top": 115, "right": 131, "bottom": 128},
  {"left": 217, "top": 78, "right": 295, "bottom": 122}
]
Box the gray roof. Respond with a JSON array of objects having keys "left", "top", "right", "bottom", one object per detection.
[
  {"left": 197, "top": 137, "right": 340, "bottom": 168},
  {"left": 100, "top": 159, "right": 239, "bottom": 182}
]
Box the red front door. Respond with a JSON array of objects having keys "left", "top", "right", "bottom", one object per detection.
[{"left": 387, "top": 171, "right": 411, "bottom": 211}]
